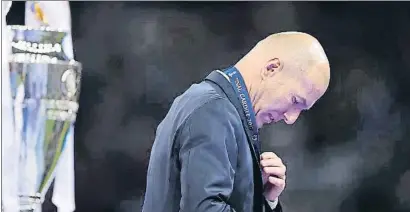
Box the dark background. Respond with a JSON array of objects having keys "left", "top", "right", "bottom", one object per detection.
[{"left": 7, "top": 1, "right": 410, "bottom": 212}]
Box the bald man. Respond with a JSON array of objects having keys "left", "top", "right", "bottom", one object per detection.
[{"left": 143, "top": 32, "right": 330, "bottom": 212}]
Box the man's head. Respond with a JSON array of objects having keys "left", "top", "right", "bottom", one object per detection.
[{"left": 235, "top": 32, "right": 330, "bottom": 128}]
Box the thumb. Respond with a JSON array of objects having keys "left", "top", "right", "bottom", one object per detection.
[{"left": 263, "top": 183, "right": 278, "bottom": 200}]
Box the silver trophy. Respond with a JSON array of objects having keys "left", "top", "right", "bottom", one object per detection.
[{"left": 8, "top": 25, "right": 82, "bottom": 211}]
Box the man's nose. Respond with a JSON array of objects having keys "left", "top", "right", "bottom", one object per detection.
[{"left": 284, "top": 111, "right": 301, "bottom": 125}]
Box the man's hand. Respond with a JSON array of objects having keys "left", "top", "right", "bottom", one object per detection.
[{"left": 260, "top": 152, "right": 286, "bottom": 201}]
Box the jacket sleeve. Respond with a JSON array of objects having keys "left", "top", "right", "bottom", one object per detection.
[{"left": 178, "top": 98, "right": 238, "bottom": 212}]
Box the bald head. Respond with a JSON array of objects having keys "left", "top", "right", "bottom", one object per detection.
[
  {"left": 235, "top": 32, "right": 330, "bottom": 127},
  {"left": 242, "top": 32, "right": 328, "bottom": 71}
]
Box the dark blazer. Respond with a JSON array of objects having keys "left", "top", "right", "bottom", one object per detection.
[{"left": 142, "top": 71, "right": 282, "bottom": 212}]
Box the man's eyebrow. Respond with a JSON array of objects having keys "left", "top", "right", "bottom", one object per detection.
[
  {"left": 296, "top": 95, "right": 308, "bottom": 108},
  {"left": 302, "top": 98, "right": 308, "bottom": 107},
  {"left": 303, "top": 99, "right": 312, "bottom": 110}
]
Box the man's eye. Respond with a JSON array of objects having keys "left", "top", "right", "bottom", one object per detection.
[{"left": 292, "top": 96, "right": 299, "bottom": 104}]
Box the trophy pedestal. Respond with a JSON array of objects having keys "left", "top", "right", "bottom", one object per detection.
[{"left": 19, "top": 195, "right": 42, "bottom": 212}]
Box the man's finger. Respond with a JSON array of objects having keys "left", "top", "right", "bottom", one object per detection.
[
  {"left": 260, "top": 158, "right": 283, "bottom": 167},
  {"left": 268, "top": 176, "right": 286, "bottom": 188},
  {"left": 263, "top": 167, "right": 286, "bottom": 179},
  {"left": 260, "top": 152, "right": 279, "bottom": 160}
]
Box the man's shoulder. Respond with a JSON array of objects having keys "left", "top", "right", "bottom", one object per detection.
[
  {"left": 169, "top": 81, "right": 238, "bottom": 124},
  {"left": 176, "top": 81, "right": 227, "bottom": 111}
]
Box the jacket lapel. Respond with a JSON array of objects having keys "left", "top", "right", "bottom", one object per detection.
[{"left": 205, "top": 71, "right": 264, "bottom": 212}]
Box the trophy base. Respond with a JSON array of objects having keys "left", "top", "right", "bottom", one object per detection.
[{"left": 19, "top": 195, "right": 42, "bottom": 212}]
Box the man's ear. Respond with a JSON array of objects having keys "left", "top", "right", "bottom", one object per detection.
[{"left": 261, "top": 58, "right": 283, "bottom": 80}]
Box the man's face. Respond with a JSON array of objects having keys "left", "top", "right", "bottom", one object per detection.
[{"left": 255, "top": 63, "right": 329, "bottom": 127}]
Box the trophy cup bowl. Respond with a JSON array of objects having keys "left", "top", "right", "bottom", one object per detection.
[{"left": 7, "top": 25, "right": 82, "bottom": 211}]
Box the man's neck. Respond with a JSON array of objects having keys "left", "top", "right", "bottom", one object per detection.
[{"left": 233, "top": 64, "right": 261, "bottom": 115}]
